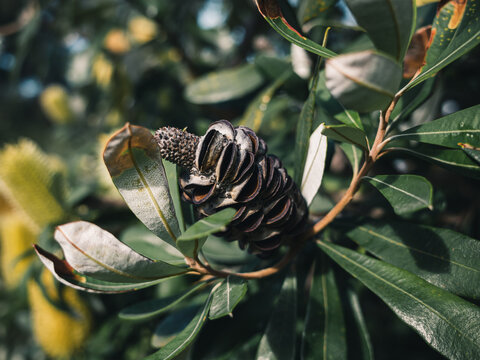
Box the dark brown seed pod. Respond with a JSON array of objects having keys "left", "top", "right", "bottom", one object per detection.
[{"left": 154, "top": 120, "right": 308, "bottom": 255}]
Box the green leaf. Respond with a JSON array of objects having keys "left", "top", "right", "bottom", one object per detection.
[
  {"left": 322, "top": 124, "right": 369, "bottom": 150},
  {"left": 461, "top": 144, "right": 480, "bottom": 165},
  {"left": 150, "top": 305, "right": 199, "bottom": 348},
  {"left": 177, "top": 208, "right": 236, "bottom": 258},
  {"left": 389, "top": 144, "right": 480, "bottom": 179},
  {"left": 241, "top": 70, "right": 293, "bottom": 132},
  {"left": 163, "top": 159, "right": 185, "bottom": 232},
  {"left": 345, "top": 0, "right": 415, "bottom": 61},
  {"left": 301, "top": 252, "right": 347, "bottom": 360},
  {"left": 298, "top": 0, "right": 337, "bottom": 26},
  {"left": 256, "top": 271, "right": 297, "bottom": 360},
  {"left": 209, "top": 276, "right": 248, "bottom": 320},
  {"left": 301, "top": 124, "right": 328, "bottom": 206},
  {"left": 334, "top": 109, "right": 364, "bottom": 130},
  {"left": 50, "top": 221, "right": 186, "bottom": 283},
  {"left": 119, "top": 282, "right": 209, "bottom": 321},
  {"left": 347, "top": 221, "right": 480, "bottom": 299},
  {"left": 364, "top": 174, "right": 433, "bottom": 215},
  {"left": 346, "top": 286, "right": 374, "bottom": 360},
  {"left": 254, "top": 0, "right": 336, "bottom": 58},
  {"left": 387, "top": 104, "right": 480, "bottom": 148},
  {"left": 340, "top": 143, "right": 363, "bottom": 176},
  {"left": 103, "top": 123, "right": 180, "bottom": 247},
  {"left": 294, "top": 89, "right": 317, "bottom": 185},
  {"left": 317, "top": 240, "right": 480, "bottom": 360},
  {"left": 35, "top": 245, "right": 180, "bottom": 293},
  {"left": 325, "top": 51, "right": 402, "bottom": 112},
  {"left": 184, "top": 64, "right": 264, "bottom": 104},
  {"left": 202, "top": 235, "right": 254, "bottom": 265},
  {"left": 403, "top": 0, "right": 480, "bottom": 91},
  {"left": 146, "top": 285, "right": 217, "bottom": 360}
]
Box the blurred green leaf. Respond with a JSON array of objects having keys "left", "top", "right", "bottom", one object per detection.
[
  {"left": 346, "top": 286, "right": 374, "bottom": 360},
  {"left": 388, "top": 104, "right": 480, "bottom": 148},
  {"left": 345, "top": 0, "right": 415, "bottom": 61},
  {"left": 364, "top": 174, "right": 433, "bottom": 215},
  {"left": 254, "top": 0, "right": 336, "bottom": 58},
  {"left": 119, "top": 281, "right": 209, "bottom": 321},
  {"left": 340, "top": 143, "right": 363, "bottom": 176},
  {"left": 403, "top": 0, "right": 480, "bottom": 91},
  {"left": 322, "top": 124, "right": 369, "bottom": 150},
  {"left": 209, "top": 276, "right": 248, "bottom": 320},
  {"left": 317, "top": 240, "right": 480, "bottom": 360},
  {"left": 177, "top": 208, "right": 236, "bottom": 258},
  {"left": 146, "top": 286, "right": 216, "bottom": 359},
  {"left": 298, "top": 0, "right": 337, "bottom": 25},
  {"left": 184, "top": 64, "right": 264, "bottom": 104},
  {"left": 255, "top": 271, "right": 297, "bottom": 360},
  {"left": 163, "top": 159, "right": 185, "bottom": 232},
  {"left": 255, "top": 55, "right": 292, "bottom": 80},
  {"left": 202, "top": 235, "right": 254, "bottom": 265},
  {"left": 348, "top": 221, "right": 480, "bottom": 299},
  {"left": 325, "top": 51, "right": 402, "bottom": 112},
  {"left": 103, "top": 123, "right": 181, "bottom": 247},
  {"left": 301, "top": 253, "right": 347, "bottom": 360},
  {"left": 301, "top": 124, "right": 328, "bottom": 206}
]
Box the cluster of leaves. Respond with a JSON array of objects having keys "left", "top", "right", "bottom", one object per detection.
[{"left": 1, "top": 0, "right": 480, "bottom": 359}]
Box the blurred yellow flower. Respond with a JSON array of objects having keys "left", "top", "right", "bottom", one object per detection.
[
  {"left": 128, "top": 16, "right": 158, "bottom": 44},
  {"left": 39, "top": 85, "right": 74, "bottom": 124},
  {"left": 28, "top": 270, "right": 92, "bottom": 358},
  {"left": 0, "top": 213, "right": 36, "bottom": 288},
  {"left": 104, "top": 28, "right": 131, "bottom": 54},
  {"left": 0, "top": 139, "right": 66, "bottom": 232},
  {"left": 92, "top": 53, "right": 114, "bottom": 88}
]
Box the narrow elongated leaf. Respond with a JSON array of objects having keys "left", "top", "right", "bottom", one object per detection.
[
  {"left": 35, "top": 245, "right": 179, "bottom": 293},
  {"left": 348, "top": 221, "right": 480, "bottom": 299},
  {"left": 163, "top": 160, "right": 185, "bottom": 232},
  {"left": 388, "top": 104, "right": 480, "bottom": 148},
  {"left": 103, "top": 123, "right": 180, "bottom": 247},
  {"left": 322, "top": 124, "right": 369, "bottom": 150},
  {"left": 151, "top": 306, "right": 200, "bottom": 349},
  {"left": 51, "top": 221, "right": 186, "bottom": 283},
  {"left": 317, "top": 240, "right": 480, "bottom": 360},
  {"left": 346, "top": 286, "right": 374, "bottom": 360},
  {"left": 340, "top": 143, "right": 363, "bottom": 176},
  {"left": 301, "top": 124, "right": 328, "bottom": 206},
  {"left": 334, "top": 109, "right": 363, "bottom": 130},
  {"left": 364, "top": 174, "right": 433, "bottom": 215},
  {"left": 325, "top": 51, "right": 402, "bottom": 112},
  {"left": 294, "top": 89, "right": 316, "bottom": 185},
  {"left": 461, "top": 143, "right": 480, "bottom": 165},
  {"left": 146, "top": 285, "right": 217, "bottom": 360},
  {"left": 301, "top": 253, "right": 347, "bottom": 360},
  {"left": 209, "top": 276, "right": 248, "bottom": 320},
  {"left": 256, "top": 271, "right": 297, "bottom": 360},
  {"left": 176, "top": 208, "right": 236, "bottom": 258},
  {"left": 345, "top": 0, "right": 415, "bottom": 61},
  {"left": 119, "top": 282, "right": 209, "bottom": 320},
  {"left": 254, "top": 0, "right": 336, "bottom": 58},
  {"left": 403, "top": 0, "right": 480, "bottom": 91},
  {"left": 185, "top": 64, "right": 264, "bottom": 104},
  {"left": 389, "top": 145, "right": 480, "bottom": 179}
]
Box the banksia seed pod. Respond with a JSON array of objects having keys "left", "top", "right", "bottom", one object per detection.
[{"left": 155, "top": 120, "right": 308, "bottom": 254}]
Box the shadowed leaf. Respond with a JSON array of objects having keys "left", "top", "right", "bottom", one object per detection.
[{"left": 209, "top": 276, "right": 248, "bottom": 320}]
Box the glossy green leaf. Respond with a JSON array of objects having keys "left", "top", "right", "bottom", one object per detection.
[
  {"left": 345, "top": 0, "right": 415, "bottom": 61},
  {"left": 389, "top": 145, "right": 480, "bottom": 179},
  {"left": 325, "top": 51, "right": 402, "bottom": 112},
  {"left": 346, "top": 286, "right": 374, "bottom": 360},
  {"left": 103, "top": 123, "right": 180, "bottom": 247},
  {"left": 403, "top": 0, "right": 480, "bottom": 91},
  {"left": 322, "top": 124, "right": 369, "bottom": 150},
  {"left": 301, "top": 253, "right": 347, "bottom": 360},
  {"left": 388, "top": 104, "right": 480, "bottom": 148},
  {"left": 461, "top": 145, "right": 480, "bottom": 165},
  {"left": 340, "top": 143, "right": 363, "bottom": 176},
  {"left": 163, "top": 159, "right": 185, "bottom": 232},
  {"left": 254, "top": 0, "right": 336, "bottom": 58},
  {"left": 50, "top": 221, "right": 186, "bottom": 283},
  {"left": 209, "top": 276, "right": 248, "bottom": 320},
  {"left": 177, "top": 208, "right": 236, "bottom": 258},
  {"left": 334, "top": 109, "right": 364, "bottom": 130},
  {"left": 35, "top": 245, "right": 180, "bottom": 293},
  {"left": 256, "top": 271, "right": 297, "bottom": 360},
  {"left": 298, "top": 0, "right": 337, "bottom": 25},
  {"left": 294, "top": 89, "right": 316, "bottom": 185},
  {"left": 146, "top": 285, "right": 217, "bottom": 359},
  {"left": 364, "top": 174, "right": 433, "bottom": 215},
  {"left": 119, "top": 282, "right": 209, "bottom": 321},
  {"left": 184, "top": 64, "right": 264, "bottom": 104},
  {"left": 348, "top": 221, "right": 480, "bottom": 299},
  {"left": 317, "top": 240, "right": 480, "bottom": 360},
  {"left": 301, "top": 124, "right": 328, "bottom": 206}
]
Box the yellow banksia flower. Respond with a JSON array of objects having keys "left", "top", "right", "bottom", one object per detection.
[
  {"left": 28, "top": 270, "right": 92, "bottom": 358},
  {"left": 104, "top": 28, "right": 131, "bottom": 54},
  {"left": 0, "top": 213, "right": 36, "bottom": 288},
  {"left": 39, "top": 85, "right": 74, "bottom": 124},
  {"left": 128, "top": 16, "right": 158, "bottom": 44},
  {"left": 92, "top": 53, "right": 114, "bottom": 88},
  {"left": 0, "top": 139, "right": 66, "bottom": 232}
]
